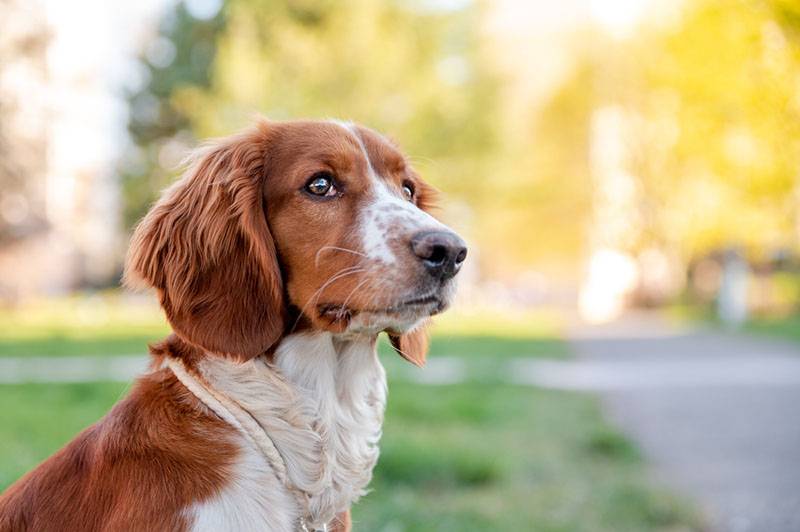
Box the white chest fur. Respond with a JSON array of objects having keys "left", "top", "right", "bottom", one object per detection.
[{"left": 185, "top": 332, "right": 387, "bottom": 531}]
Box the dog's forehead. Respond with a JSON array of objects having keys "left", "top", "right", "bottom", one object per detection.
[
  {"left": 348, "top": 125, "right": 407, "bottom": 175},
  {"left": 272, "top": 121, "right": 401, "bottom": 164},
  {"left": 271, "top": 121, "right": 358, "bottom": 161}
]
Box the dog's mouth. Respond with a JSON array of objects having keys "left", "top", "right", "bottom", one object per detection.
[
  {"left": 397, "top": 293, "right": 440, "bottom": 308},
  {"left": 377, "top": 292, "right": 444, "bottom": 314},
  {"left": 317, "top": 289, "right": 449, "bottom": 329}
]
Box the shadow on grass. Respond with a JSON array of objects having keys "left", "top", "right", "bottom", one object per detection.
[
  {"left": 376, "top": 443, "right": 501, "bottom": 489},
  {"left": 0, "top": 382, "right": 129, "bottom": 489}
]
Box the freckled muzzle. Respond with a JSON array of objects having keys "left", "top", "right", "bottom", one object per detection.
[{"left": 356, "top": 199, "right": 467, "bottom": 320}]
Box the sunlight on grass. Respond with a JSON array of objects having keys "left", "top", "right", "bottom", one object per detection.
[
  {"left": 0, "top": 295, "right": 562, "bottom": 340},
  {"left": 0, "top": 293, "right": 168, "bottom": 357},
  {"left": 431, "top": 305, "right": 564, "bottom": 338},
  {"left": 0, "top": 294, "right": 564, "bottom": 359},
  {"left": 0, "top": 293, "right": 168, "bottom": 337}
]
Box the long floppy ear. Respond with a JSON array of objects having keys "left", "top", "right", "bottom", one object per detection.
[
  {"left": 124, "top": 122, "right": 284, "bottom": 360},
  {"left": 388, "top": 320, "right": 430, "bottom": 367}
]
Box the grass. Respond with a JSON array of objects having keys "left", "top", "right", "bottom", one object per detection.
[
  {"left": 0, "top": 294, "right": 169, "bottom": 357},
  {"left": 356, "top": 382, "right": 699, "bottom": 531},
  {"left": 0, "top": 295, "right": 702, "bottom": 530},
  {"left": 0, "top": 296, "right": 565, "bottom": 360},
  {"left": 665, "top": 299, "right": 800, "bottom": 346},
  {"left": 744, "top": 314, "right": 800, "bottom": 344}
]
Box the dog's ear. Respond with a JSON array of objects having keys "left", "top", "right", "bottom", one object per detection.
[
  {"left": 388, "top": 321, "right": 430, "bottom": 367},
  {"left": 124, "top": 122, "right": 284, "bottom": 360}
]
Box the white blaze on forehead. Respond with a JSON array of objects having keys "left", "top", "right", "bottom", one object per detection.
[{"left": 330, "top": 120, "right": 451, "bottom": 265}]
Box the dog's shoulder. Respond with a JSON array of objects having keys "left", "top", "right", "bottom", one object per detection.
[{"left": 0, "top": 368, "right": 240, "bottom": 531}]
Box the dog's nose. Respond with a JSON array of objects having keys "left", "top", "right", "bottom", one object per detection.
[{"left": 410, "top": 231, "right": 467, "bottom": 280}]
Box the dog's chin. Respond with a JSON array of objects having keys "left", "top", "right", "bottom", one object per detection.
[
  {"left": 348, "top": 303, "right": 438, "bottom": 336},
  {"left": 314, "top": 284, "right": 455, "bottom": 336}
]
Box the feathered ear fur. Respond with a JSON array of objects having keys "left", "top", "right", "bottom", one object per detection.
[
  {"left": 388, "top": 320, "right": 430, "bottom": 367},
  {"left": 124, "top": 122, "right": 284, "bottom": 360}
]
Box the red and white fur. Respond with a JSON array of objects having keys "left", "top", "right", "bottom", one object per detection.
[{"left": 0, "top": 119, "right": 467, "bottom": 531}]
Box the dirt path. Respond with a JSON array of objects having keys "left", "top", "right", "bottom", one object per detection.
[{"left": 565, "top": 313, "right": 800, "bottom": 532}]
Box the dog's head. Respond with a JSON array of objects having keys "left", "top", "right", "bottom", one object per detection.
[{"left": 125, "top": 120, "right": 466, "bottom": 366}]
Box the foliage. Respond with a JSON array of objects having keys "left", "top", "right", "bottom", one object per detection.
[
  {"left": 119, "top": 0, "right": 800, "bottom": 277},
  {"left": 0, "top": 0, "right": 49, "bottom": 244},
  {"left": 636, "top": 0, "right": 800, "bottom": 258},
  {"left": 538, "top": 0, "right": 800, "bottom": 268},
  {"left": 121, "top": 0, "right": 500, "bottom": 263},
  {"left": 122, "top": 2, "right": 226, "bottom": 227}
]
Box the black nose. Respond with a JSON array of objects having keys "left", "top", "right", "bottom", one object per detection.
[{"left": 410, "top": 231, "right": 467, "bottom": 280}]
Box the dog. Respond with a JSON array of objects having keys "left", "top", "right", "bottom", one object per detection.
[{"left": 0, "top": 119, "right": 467, "bottom": 531}]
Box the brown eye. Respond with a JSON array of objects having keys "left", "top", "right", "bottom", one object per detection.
[
  {"left": 305, "top": 172, "right": 337, "bottom": 197},
  {"left": 402, "top": 182, "right": 414, "bottom": 201}
]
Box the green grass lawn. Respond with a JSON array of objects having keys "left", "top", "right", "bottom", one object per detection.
[
  {"left": 0, "top": 297, "right": 566, "bottom": 360},
  {"left": 744, "top": 314, "right": 800, "bottom": 344},
  {"left": 0, "top": 295, "right": 169, "bottom": 357},
  {"left": 357, "top": 381, "right": 699, "bottom": 531},
  {"left": 666, "top": 300, "right": 800, "bottom": 347},
  {"left": 0, "top": 296, "right": 701, "bottom": 531}
]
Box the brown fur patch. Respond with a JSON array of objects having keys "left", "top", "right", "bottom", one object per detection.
[
  {"left": 389, "top": 320, "right": 431, "bottom": 367},
  {"left": 0, "top": 343, "right": 238, "bottom": 531},
  {"left": 124, "top": 123, "right": 285, "bottom": 360}
]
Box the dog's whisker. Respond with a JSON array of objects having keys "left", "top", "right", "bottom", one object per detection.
[
  {"left": 291, "top": 267, "right": 364, "bottom": 331},
  {"left": 314, "top": 246, "right": 367, "bottom": 268},
  {"left": 290, "top": 267, "right": 366, "bottom": 333},
  {"left": 339, "top": 277, "right": 372, "bottom": 317}
]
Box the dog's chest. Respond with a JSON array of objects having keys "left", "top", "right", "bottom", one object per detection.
[
  {"left": 188, "top": 333, "right": 387, "bottom": 530},
  {"left": 274, "top": 333, "right": 388, "bottom": 522}
]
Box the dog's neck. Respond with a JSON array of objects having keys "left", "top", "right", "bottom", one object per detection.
[{"left": 192, "top": 331, "right": 387, "bottom": 527}]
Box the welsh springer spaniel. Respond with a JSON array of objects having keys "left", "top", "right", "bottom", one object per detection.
[{"left": 0, "top": 120, "right": 467, "bottom": 531}]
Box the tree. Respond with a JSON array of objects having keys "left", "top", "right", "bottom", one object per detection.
[
  {"left": 121, "top": 0, "right": 500, "bottom": 263},
  {"left": 0, "top": 0, "right": 49, "bottom": 245},
  {"left": 121, "top": 1, "right": 225, "bottom": 228},
  {"left": 537, "top": 0, "right": 800, "bottom": 271}
]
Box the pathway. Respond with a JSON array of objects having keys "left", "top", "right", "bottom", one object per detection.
[{"left": 556, "top": 313, "right": 800, "bottom": 532}]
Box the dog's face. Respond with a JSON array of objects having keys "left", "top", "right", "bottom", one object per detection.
[
  {"left": 264, "top": 121, "right": 465, "bottom": 338},
  {"left": 125, "top": 120, "right": 466, "bottom": 365}
]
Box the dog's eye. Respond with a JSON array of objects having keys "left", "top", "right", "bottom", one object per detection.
[
  {"left": 305, "top": 172, "right": 337, "bottom": 197},
  {"left": 402, "top": 182, "right": 415, "bottom": 201}
]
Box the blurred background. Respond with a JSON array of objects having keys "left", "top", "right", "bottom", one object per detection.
[{"left": 1, "top": 0, "right": 800, "bottom": 530}]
